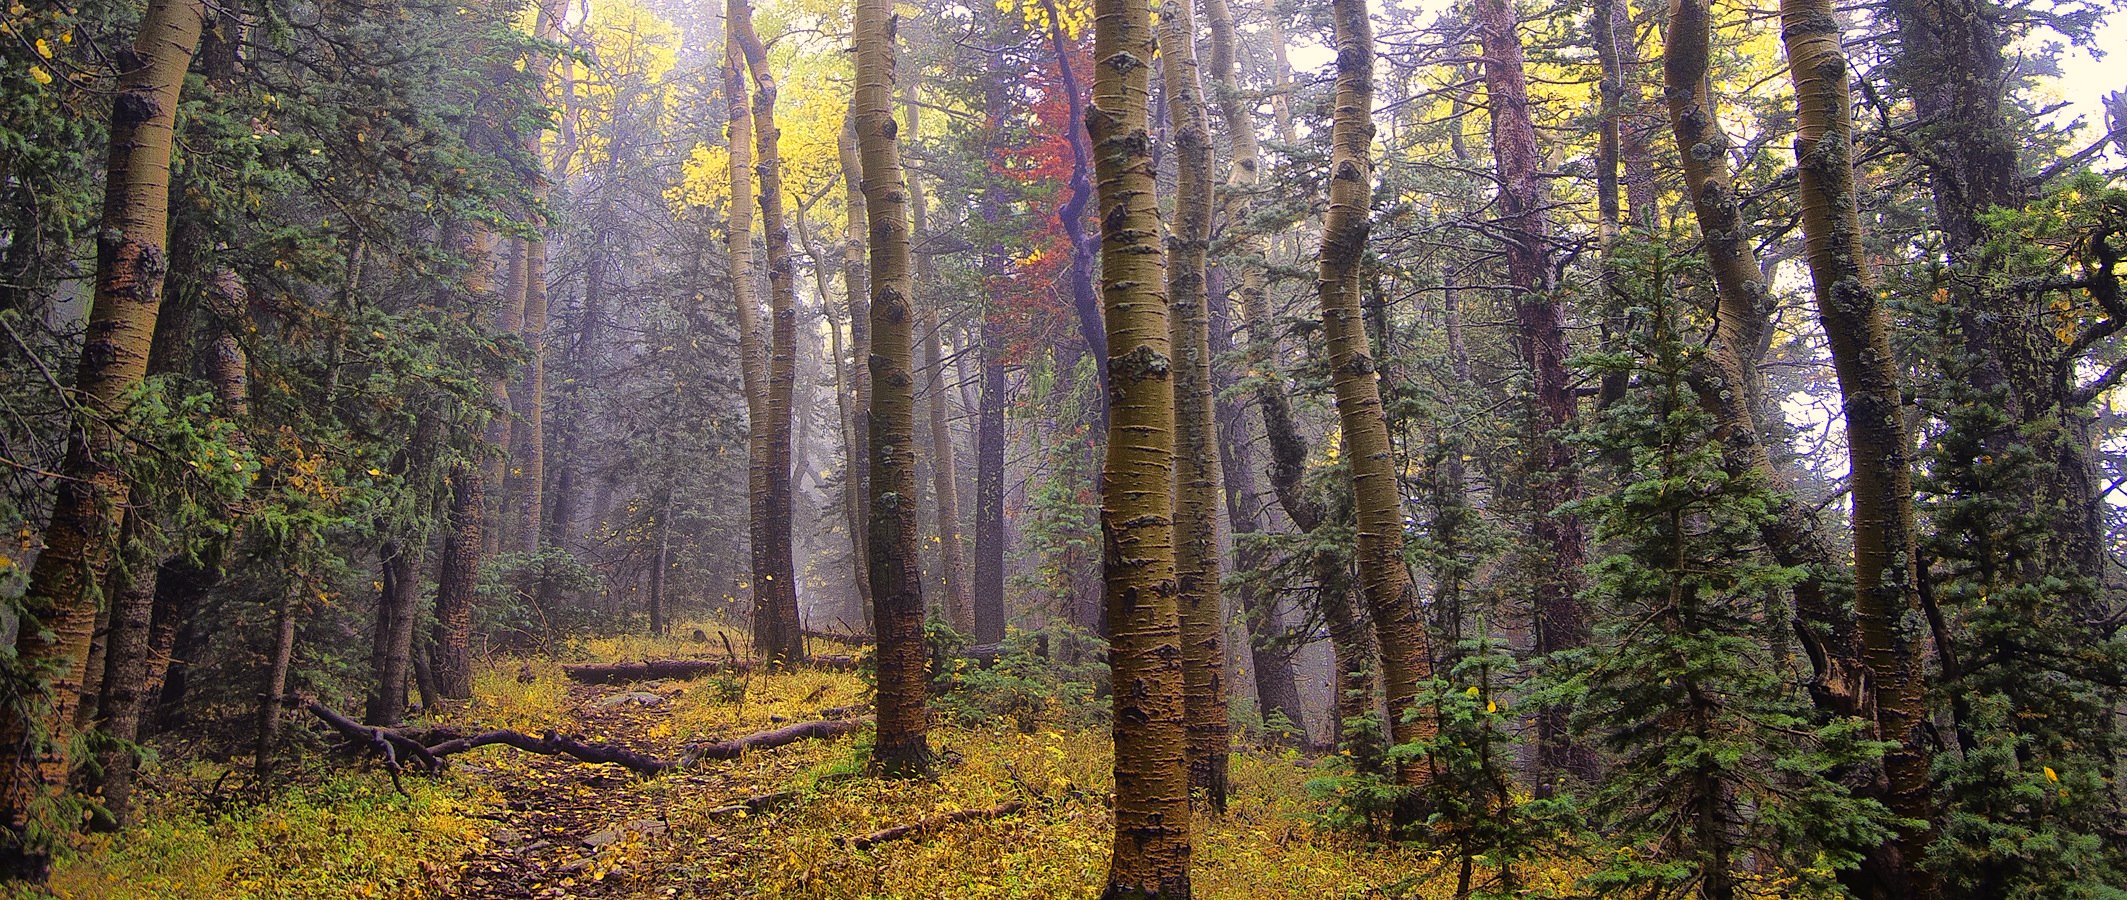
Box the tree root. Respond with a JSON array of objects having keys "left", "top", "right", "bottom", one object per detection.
[{"left": 842, "top": 800, "right": 1027, "bottom": 850}]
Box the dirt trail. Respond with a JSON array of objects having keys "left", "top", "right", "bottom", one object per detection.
[{"left": 450, "top": 678, "right": 814, "bottom": 899}]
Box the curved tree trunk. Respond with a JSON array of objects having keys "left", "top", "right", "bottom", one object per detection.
[
  {"left": 854, "top": 0, "right": 931, "bottom": 774},
  {"left": 1090, "top": 0, "right": 1192, "bottom": 893},
  {"left": 1662, "top": 0, "right": 1865, "bottom": 718},
  {"left": 1317, "top": 0, "right": 1434, "bottom": 792},
  {"left": 732, "top": 0, "right": 802, "bottom": 666},
  {"left": 1160, "top": 0, "right": 1229, "bottom": 812},
  {"left": 0, "top": 0, "right": 206, "bottom": 878},
  {"left": 1777, "top": 0, "right": 1939, "bottom": 892},
  {"left": 1041, "top": 0, "right": 1111, "bottom": 417}
]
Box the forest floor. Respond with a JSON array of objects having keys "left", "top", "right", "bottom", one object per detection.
[{"left": 40, "top": 622, "right": 1561, "bottom": 899}]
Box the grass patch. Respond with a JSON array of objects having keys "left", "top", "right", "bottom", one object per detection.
[{"left": 45, "top": 771, "right": 495, "bottom": 899}]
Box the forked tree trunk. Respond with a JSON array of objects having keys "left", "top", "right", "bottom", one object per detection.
[
  {"left": 0, "top": 0, "right": 207, "bottom": 878},
  {"left": 1661, "top": 0, "right": 1865, "bottom": 719},
  {"left": 1473, "top": 0, "right": 1594, "bottom": 786},
  {"left": 1777, "top": 0, "right": 1938, "bottom": 892},
  {"left": 1090, "top": 0, "right": 1192, "bottom": 893},
  {"left": 1317, "top": 0, "right": 1434, "bottom": 792},
  {"left": 367, "top": 540, "right": 422, "bottom": 727},
  {"left": 854, "top": 0, "right": 931, "bottom": 774},
  {"left": 1159, "top": 0, "right": 1229, "bottom": 811},
  {"left": 1212, "top": 0, "right": 1377, "bottom": 765},
  {"left": 732, "top": 0, "right": 803, "bottom": 665}
]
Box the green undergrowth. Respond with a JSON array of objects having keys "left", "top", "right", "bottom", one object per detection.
[
  {"left": 42, "top": 620, "right": 1535, "bottom": 898},
  {"left": 43, "top": 769, "right": 495, "bottom": 899}
]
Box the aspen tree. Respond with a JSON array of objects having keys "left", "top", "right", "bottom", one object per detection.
[
  {"left": 1778, "top": 0, "right": 1938, "bottom": 891},
  {"left": 1091, "top": 0, "right": 1192, "bottom": 891},
  {"left": 1159, "top": 0, "right": 1228, "bottom": 811},
  {"left": 732, "top": 0, "right": 803, "bottom": 664},
  {"left": 1317, "top": 0, "right": 1435, "bottom": 791},
  {"left": 0, "top": 0, "right": 208, "bottom": 877},
  {"left": 854, "top": 0, "right": 931, "bottom": 773}
]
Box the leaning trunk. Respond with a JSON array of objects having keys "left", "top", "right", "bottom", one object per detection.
[
  {"left": 1317, "top": 0, "right": 1434, "bottom": 791},
  {"left": 1777, "top": 0, "right": 1938, "bottom": 891}
]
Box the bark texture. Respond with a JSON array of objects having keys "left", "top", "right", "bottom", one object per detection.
[
  {"left": 1474, "top": 0, "right": 1594, "bottom": 786},
  {"left": 0, "top": 0, "right": 206, "bottom": 877},
  {"left": 855, "top": 0, "right": 932, "bottom": 774},
  {"left": 1777, "top": 0, "right": 1938, "bottom": 891},
  {"left": 1091, "top": 0, "right": 1192, "bottom": 893},
  {"left": 1160, "top": 0, "right": 1229, "bottom": 812},
  {"left": 1317, "top": 0, "right": 1434, "bottom": 791}
]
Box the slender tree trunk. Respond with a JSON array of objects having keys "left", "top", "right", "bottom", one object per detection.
[
  {"left": 650, "top": 492, "right": 671, "bottom": 636},
  {"left": 252, "top": 587, "right": 300, "bottom": 789},
  {"left": 902, "top": 99, "right": 975, "bottom": 634},
  {"left": 1159, "top": 0, "right": 1229, "bottom": 812},
  {"left": 1473, "top": 0, "right": 1593, "bottom": 786},
  {"left": 1208, "top": 276, "right": 1309, "bottom": 746},
  {"left": 1316, "top": 0, "right": 1435, "bottom": 793},
  {"left": 1042, "top": 0, "right": 1111, "bottom": 416},
  {"left": 367, "top": 541, "right": 421, "bottom": 727},
  {"left": 506, "top": 0, "right": 563, "bottom": 555},
  {"left": 485, "top": 238, "right": 523, "bottom": 557},
  {"left": 0, "top": 0, "right": 206, "bottom": 878},
  {"left": 973, "top": 332, "right": 1009, "bottom": 646},
  {"left": 1090, "top": 0, "right": 1192, "bottom": 893},
  {"left": 838, "top": 114, "right": 875, "bottom": 627},
  {"left": 973, "top": 34, "right": 1015, "bottom": 649},
  {"left": 730, "top": 0, "right": 803, "bottom": 665},
  {"left": 1777, "top": 0, "right": 1938, "bottom": 892},
  {"left": 855, "top": 0, "right": 931, "bottom": 773}
]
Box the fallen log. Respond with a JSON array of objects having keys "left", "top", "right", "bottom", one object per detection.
[
  {"left": 680, "top": 719, "right": 866, "bottom": 764},
  {"left": 426, "top": 730, "right": 673, "bottom": 776},
  {"left": 560, "top": 658, "right": 746, "bottom": 684},
  {"left": 297, "top": 697, "right": 442, "bottom": 777},
  {"left": 294, "top": 698, "right": 864, "bottom": 778},
  {"left": 843, "top": 800, "right": 1027, "bottom": 850},
  {"left": 561, "top": 655, "right": 858, "bottom": 684}
]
